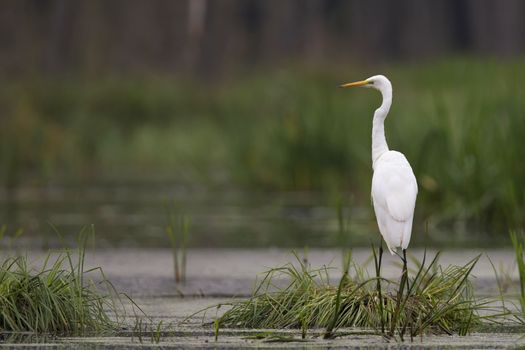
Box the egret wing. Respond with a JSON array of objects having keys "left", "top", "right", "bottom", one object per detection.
[
  {"left": 372, "top": 151, "right": 418, "bottom": 251},
  {"left": 372, "top": 151, "right": 417, "bottom": 221}
]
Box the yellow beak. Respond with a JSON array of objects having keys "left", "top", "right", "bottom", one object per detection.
[{"left": 339, "top": 80, "right": 369, "bottom": 88}]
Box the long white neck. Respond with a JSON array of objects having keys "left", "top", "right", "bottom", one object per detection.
[{"left": 372, "top": 86, "right": 392, "bottom": 167}]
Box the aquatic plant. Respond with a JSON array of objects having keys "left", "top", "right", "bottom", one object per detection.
[
  {"left": 165, "top": 201, "right": 190, "bottom": 283},
  {"left": 213, "top": 250, "right": 490, "bottom": 340},
  {"left": 0, "top": 229, "right": 124, "bottom": 335},
  {"left": 510, "top": 230, "right": 525, "bottom": 315},
  {"left": 131, "top": 317, "right": 167, "bottom": 344}
]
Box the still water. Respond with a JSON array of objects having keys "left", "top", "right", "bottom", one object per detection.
[{"left": 0, "top": 182, "right": 378, "bottom": 248}]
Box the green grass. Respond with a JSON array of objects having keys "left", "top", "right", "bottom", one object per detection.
[
  {"left": 165, "top": 201, "right": 190, "bottom": 283},
  {"left": 212, "top": 250, "right": 494, "bottom": 340},
  {"left": 1, "top": 57, "right": 525, "bottom": 237},
  {"left": 0, "top": 230, "right": 124, "bottom": 335},
  {"left": 510, "top": 230, "right": 525, "bottom": 315}
]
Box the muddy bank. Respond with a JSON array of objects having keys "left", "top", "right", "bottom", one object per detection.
[{"left": 49, "top": 248, "right": 519, "bottom": 296}]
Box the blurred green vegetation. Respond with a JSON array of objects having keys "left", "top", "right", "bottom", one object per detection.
[{"left": 1, "top": 57, "right": 524, "bottom": 236}]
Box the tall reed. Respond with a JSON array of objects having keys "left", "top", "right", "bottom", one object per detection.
[{"left": 165, "top": 202, "right": 190, "bottom": 283}]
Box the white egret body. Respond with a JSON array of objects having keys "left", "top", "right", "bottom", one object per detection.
[{"left": 341, "top": 75, "right": 418, "bottom": 255}]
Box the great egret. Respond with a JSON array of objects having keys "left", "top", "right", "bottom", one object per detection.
[{"left": 340, "top": 75, "right": 418, "bottom": 266}]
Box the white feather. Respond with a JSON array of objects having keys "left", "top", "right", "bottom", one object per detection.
[{"left": 372, "top": 151, "right": 418, "bottom": 254}]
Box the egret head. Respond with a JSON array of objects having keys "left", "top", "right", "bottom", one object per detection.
[{"left": 340, "top": 75, "right": 392, "bottom": 94}]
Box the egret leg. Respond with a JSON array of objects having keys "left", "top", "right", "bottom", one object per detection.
[
  {"left": 402, "top": 249, "right": 409, "bottom": 293},
  {"left": 374, "top": 241, "right": 384, "bottom": 334},
  {"left": 379, "top": 242, "right": 384, "bottom": 266},
  {"left": 389, "top": 248, "right": 409, "bottom": 339},
  {"left": 400, "top": 249, "right": 414, "bottom": 340}
]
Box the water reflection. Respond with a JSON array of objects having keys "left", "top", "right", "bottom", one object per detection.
[
  {"left": 0, "top": 332, "right": 55, "bottom": 344},
  {"left": 0, "top": 183, "right": 375, "bottom": 248}
]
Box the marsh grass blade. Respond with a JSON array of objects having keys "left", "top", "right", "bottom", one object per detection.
[
  {"left": 165, "top": 200, "right": 191, "bottom": 283},
  {"left": 510, "top": 230, "right": 525, "bottom": 314},
  {"left": 323, "top": 250, "right": 351, "bottom": 339}
]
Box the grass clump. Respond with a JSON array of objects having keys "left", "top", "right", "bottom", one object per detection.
[
  {"left": 165, "top": 201, "right": 191, "bottom": 283},
  {"left": 215, "top": 250, "right": 486, "bottom": 339},
  {"left": 0, "top": 230, "right": 122, "bottom": 335}
]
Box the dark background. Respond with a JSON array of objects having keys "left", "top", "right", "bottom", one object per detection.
[
  {"left": 1, "top": 0, "right": 524, "bottom": 77},
  {"left": 1, "top": 0, "right": 524, "bottom": 248}
]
